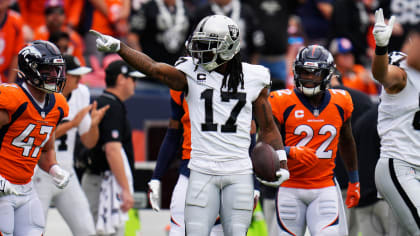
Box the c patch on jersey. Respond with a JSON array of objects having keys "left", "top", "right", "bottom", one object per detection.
[{"left": 111, "top": 130, "right": 119, "bottom": 139}]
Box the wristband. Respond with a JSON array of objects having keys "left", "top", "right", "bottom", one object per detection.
[
  {"left": 284, "top": 146, "right": 291, "bottom": 156},
  {"left": 348, "top": 170, "right": 359, "bottom": 183},
  {"left": 276, "top": 150, "right": 287, "bottom": 161},
  {"left": 375, "top": 46, "right": 388, "bottom": 55}
]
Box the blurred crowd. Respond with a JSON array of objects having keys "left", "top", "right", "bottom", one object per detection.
[{"left": 0, "top": 0, "right": 416, "bottom": 97}]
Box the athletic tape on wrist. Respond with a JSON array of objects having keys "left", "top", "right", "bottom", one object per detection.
[{"left": 276, "top": 150, "right": 287, "bottom": 162}]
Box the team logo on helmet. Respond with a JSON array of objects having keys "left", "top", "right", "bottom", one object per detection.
[{"left": 228, "top": 25, "right": 239, "bottom": 41}]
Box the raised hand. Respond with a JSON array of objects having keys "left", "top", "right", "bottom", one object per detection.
[
  {"left": 72, "top": 104, "right": 92, "bottom": 128},
  {"left": 89, "top": 29, "right": 121, "bottom": 53},
  {"left": 90, "top": 101, "right": 110, "bottom": 127},
  {"left": 373, "top": 8, "right": 396, "bottom": 47}
]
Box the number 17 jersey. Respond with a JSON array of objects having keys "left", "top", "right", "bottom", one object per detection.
[{"left": 176, "top": 57, "right": 270, "bottom": 175}]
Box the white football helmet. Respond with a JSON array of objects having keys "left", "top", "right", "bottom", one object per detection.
[{"left": 187, "top": 15, "right": 240, "bottom": 71}]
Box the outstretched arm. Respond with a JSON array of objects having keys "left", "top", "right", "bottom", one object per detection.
[
  {"left": 372, "top": 8, "right": 406, "bottom": 92},
  {"left": 90, "top": 30, "right": 187, "bottom": 91}
]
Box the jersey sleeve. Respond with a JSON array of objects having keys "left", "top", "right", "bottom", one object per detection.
[
  {"left": 343, "top": 90, "right": 354, "bottom": 121},
  {"left": 55, "top": 93, "right": 69, "bottom": 122},
  {"left": 268, "top": 90, "right": 286, "bottom": 124},
  {"left": 77, "top": 85, "right": 92, "bottom": 135},
  {"left": 9, "top": 11, "right": 25, "bottom": 56},
  {"left": 0, "top": 84, "right": 21, "bottom": 121}
]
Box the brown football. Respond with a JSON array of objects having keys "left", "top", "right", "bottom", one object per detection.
[{"left": 251, "top": 142, "right": 281, "bottom": 182}]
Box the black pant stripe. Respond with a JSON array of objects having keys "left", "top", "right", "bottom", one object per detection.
[{"left": 388, "top": 158, "right": 420, "bottom": 229}]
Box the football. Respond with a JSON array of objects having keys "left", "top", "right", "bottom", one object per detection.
[{"left": 251, "top": 142, "right": 281, "bottom": 182}]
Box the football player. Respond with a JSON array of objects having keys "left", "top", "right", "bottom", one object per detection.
[
  {"left": 268, "top": 45, "right": 360, "bottom": 236},
  {"left": 372, "top": 8, "right": 420, "bottom": 236},
  {"left": 148, "top": 89, "right": 224, "bottom": 236},
  {"left": 90, "top": 15, "right": 317, "bottom": 236},
  {"left": 33, "top": 54, "right": 109, "bottom": 236},
  {"left": 0, "top": 40, "right": 70, "bottom": 236}
]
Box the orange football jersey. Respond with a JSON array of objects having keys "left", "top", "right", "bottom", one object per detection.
[
  {"left": 269, "top": 88, "right": 353, "bottom": 189},
  {"left": 170, "top": 90, "right": 191, "bottom": 160},
  {"left": 0, "top": 10, "right": 25, "bottom": 82},
  {"left": 0, "top": 83, "right": 69, "bottom": 184}
]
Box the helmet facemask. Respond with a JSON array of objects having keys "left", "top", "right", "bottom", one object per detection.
[
  {"left": 18, "top": 40, "right": 66, "bottom": 93},
  {"left": 187, "top": 15, "right": 240, "bottom": 71},
  {"left": 293, "top": 45, "right": 334, "bottom": 97}
]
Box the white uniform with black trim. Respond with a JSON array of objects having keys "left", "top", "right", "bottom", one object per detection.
[
  {"left": 176, "top": 57, "right": 269, "bottom": 175},
  {"left": 176, "top": 57, "right": 270, "bottom": 236},
  {"left": 33, "top": 84, "right": 96, "bottom": 236},
  {"left": 375, "top": 55, "right": 420, "bottom": 236}
]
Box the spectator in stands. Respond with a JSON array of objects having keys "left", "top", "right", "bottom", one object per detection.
[
  {"left": 33, "top": 0, "right": 85, "bottom": 65},
  {"left": 82, "top": 60, "right": 144, "bottom": 235},
  {"left": 330, "top": 37, "right": 379, "bottom": 101},
  {"left": 83, "top": 0, "right": 130, "bottom": 61},
  {"left": 0, "top": 0, "right": 25, "bottom": 82},
  {"left": 243, "top": 0, "right": 304, "bottom": 90},
  {"left": 17, "top": 0, "right": 46, "bottom": 34},
  {"left": 329, "top": 0, "right": 372, "bottom": 65},
  {"left": 191, "top": 0, "right": 263, "bottom": 63},
  {"left": 296, "top": 0, "right": 333, "bottom": 46},
  {"left": 127, "top": 0, "right": 191, "bottom": 67}
]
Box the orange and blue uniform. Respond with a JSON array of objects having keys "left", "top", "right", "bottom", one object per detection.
[
  {"left": 269, "top": 88, "right": 353, "bottom": 189},
  {"left": 0, "top": 83, "right": 68, "bottom": 184},
  {"left": 170, "top": 89, "right": 191, "bottom": 161}
]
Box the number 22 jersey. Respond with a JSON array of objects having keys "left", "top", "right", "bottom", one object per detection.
[
  {"left": 176, "top": 57, "right": 270, "bottom": 175},
  {"left": 269, "top": 88, "right": 353, "bottom": 188},
  {"left": 0, "top": 83, "right": 69, "bottom": 184}
]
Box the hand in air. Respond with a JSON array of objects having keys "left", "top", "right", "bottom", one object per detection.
[
  {"left": 89, "top": 30, "right": 121, "bottom": 53},
  {"left": 372, "top": 8, "right": 396, "bottom": 47}
]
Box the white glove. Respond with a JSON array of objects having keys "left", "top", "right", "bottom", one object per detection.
[
  {"left": 258, "top": 168, "right": 290, "bottom": 188},
  {"left": 89, "top": 29, "right": 121, "bottom": 52},
  {"left": 49, "top": 165, "right": 70, "bottom": 189},
  {"left": 373, "top": 8, "right": 396, "bottom": 47},
  {"left": 148, "top": 179, "right": 161, "bottom": 212},
  {"left": 0, "top": 175, "right": 19, "bottom": 195}
]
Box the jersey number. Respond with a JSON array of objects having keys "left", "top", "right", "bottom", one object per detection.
[
  {"left": 200, "top": 89, "right": 246, "bottom": 133},
  {"left": 294, "top": 124, "right": 337, "bottom": 159},
  {"left": 12, "top": 124, "right": 53, "bottom": 158},
  {"left": 57, "top": 120, "right": 69, "bottom": 151},
  {"left": 413, "top": 95, "right": 420, "bottom": 130}
]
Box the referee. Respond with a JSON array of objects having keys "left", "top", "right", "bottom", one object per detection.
[{"left": 82, "top": 60, "right": 145, "bottom": 235}]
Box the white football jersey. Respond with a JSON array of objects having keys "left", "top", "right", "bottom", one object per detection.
[
  {"left": 377, "top": 60, "right": 420, "bottom": 166},
  {"left": 55, "top": 84, "right": 91, "bottom": 170},
  {"left": 176, "top": 57, "right": 270, "bottom": 175}
]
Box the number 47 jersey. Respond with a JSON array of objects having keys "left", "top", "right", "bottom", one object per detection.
[
  {"left": 0, "top": 83, "right": 69, "bottom": 184},
  {"left": 176, "top": 57, "right": 270, "bottom": 175}
]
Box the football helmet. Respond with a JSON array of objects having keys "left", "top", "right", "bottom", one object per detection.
[
  {"left": 18, "top": 40, "right": 65, "bottom": 93},
  {"left": 293, "top": 45, "right": 335, "bottom": 96},
  {"left": 187, "top": 15, "right": 240, "bottom": 71}
]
